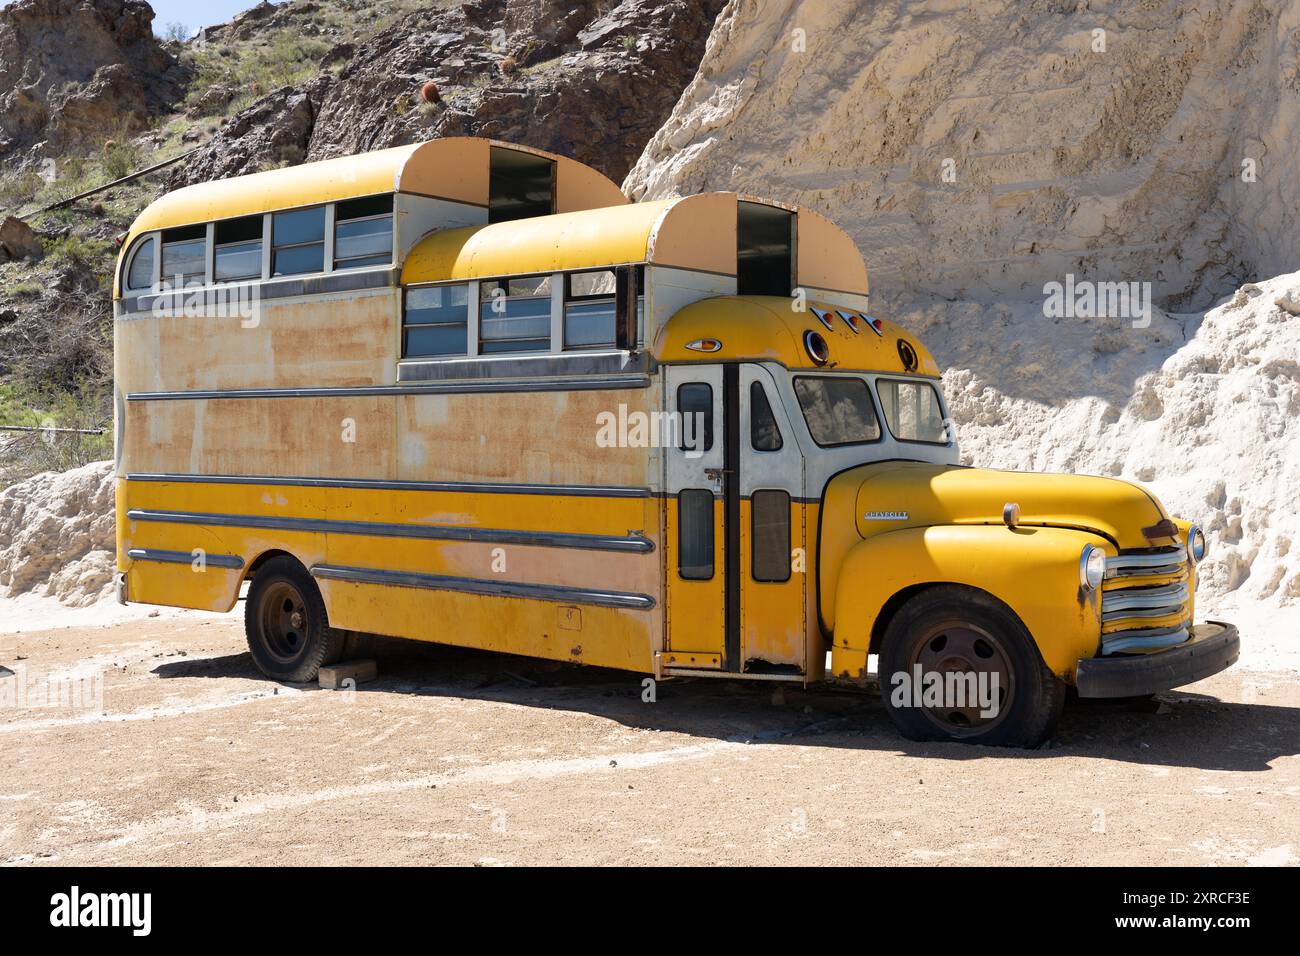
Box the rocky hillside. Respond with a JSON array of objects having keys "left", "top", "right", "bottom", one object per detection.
[
  {"left": 627, "top": 0, "right": 1300, "bottom": 311},
  {"left": 0, "top": 0, "right": 186, "bottom": 160},
  {"left": 181, "top": 0, "right": 725, "bottom": 186},
  {"left": 0, "top": 0, "right": 726, "bottom": 485}
]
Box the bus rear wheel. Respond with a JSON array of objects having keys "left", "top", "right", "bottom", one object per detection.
[
  {"left": 244, "top": 556, "right": 344, "bottom": 683},
  {"left": 878, "top": 585, "right": 1065, "bottom": 748}
]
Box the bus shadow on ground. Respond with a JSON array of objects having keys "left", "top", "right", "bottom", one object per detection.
[{"left": 153, "top": 636, "right": 1299, "bottom": 774}]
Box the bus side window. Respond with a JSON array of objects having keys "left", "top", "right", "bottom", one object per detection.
[
  {"left": 272, "top": 207, "right": 326, "bottom": 277},
  {"left": 214, "top": 215, "right": 264, "bottom": 282},
  {"left": 334, "top": 195, "right": 393, "bottom": 270},
  {"left": 677, "top": 382, "right": 713, "bottom": 453},
  {"left": 564, "top": 269, "right": 616, "bottom": 349},
  {"left": 750, "top": 381, "right": 783, "bottom": 451},
  {"left": 160, "top": 225, "right": 206, "bottom": 288},
  {"left": 751, "top": 489, "right": 791, "bottom": 582},
  {"left": 125, "top": 236, "right": 156, "bottom": 293},
  {"left": 404, "top": 284, "right": 469, "bottom": 357},
  {"left": 479, "top": 276, "right": 551, "bottom": 353},
  {"left": 677, "top": 489, "right": 714, "bottom": 580}
]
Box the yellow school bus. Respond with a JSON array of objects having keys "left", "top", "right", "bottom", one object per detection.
[{"left": 112, "top": 137, "right": 1238, "bottom": 746}]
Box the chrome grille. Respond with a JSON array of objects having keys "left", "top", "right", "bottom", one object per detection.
[
  {"left": 1105, "top": 549, "right": 1185, "bottom": 577},
  {"left": 1100, "top": 545, "right": 1192, "bottom": 654},
  {"left": 1101, "top": 582, "right": 1189, "bottom": 622},
  {"left": 1102, "top": 623, "right": 1190, "bottom": 654}
]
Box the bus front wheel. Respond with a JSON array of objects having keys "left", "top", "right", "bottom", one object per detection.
[
  {"left": 878, "top": 585, "right": 1065, "bottom": 748},
  {"left": 244, "top": 556, "right": 345, "bottom": 683}
]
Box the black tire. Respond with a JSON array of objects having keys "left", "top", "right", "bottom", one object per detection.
[
  {"left": 244, "top": 556, "right": 344, "bottom": 682},
  {"left": 878, "top": 585, "right": 1065, "bottom": 748}
]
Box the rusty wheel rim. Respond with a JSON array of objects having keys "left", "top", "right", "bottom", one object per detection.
[
  {"left": 260, "top": 581, "right": 309, "bottom": 663},
  {"left": 905, "top": 620, "right": 1014, "bottom": 736}
]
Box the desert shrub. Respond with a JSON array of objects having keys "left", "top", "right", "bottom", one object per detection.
[
  {"left": 0, "top": 383, "right": 111, "bottom": 487},
  {"left": 102, "top": 139, "right": 141, "bottom": 181}
]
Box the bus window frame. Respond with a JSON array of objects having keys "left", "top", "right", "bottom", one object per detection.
[
  {"left": 332, "top": 194, "right": 395, "bottom": 272},
  {"left": 402, "top": 280, "right": 473, "bottom": 359},
  {"left": 478, "top": 274, "right": 557, "bottom": 355},
  {"left": 791, "top": 373, "right": 885, "bottom": 449},
  {"left": 213, "top": 214, "right": 266, "bottom": 284},
  {"left": 873, "top": 375, "right": 952, "bottom": 447},
  {"left": 563, "top": 269, "right": 617, "bottom": 351},
  {"left": 122, "top": 232, "right": 160, "bottom": 295},
  {"left": 271, "top": 203, "right": 329, "bottom": 279},
  {"left": 159, "top": 223, "right": 209, "bottom": 289}
]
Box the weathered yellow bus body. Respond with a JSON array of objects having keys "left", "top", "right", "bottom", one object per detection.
[{"left": 113, "top": 138, "right": 1237, "bottom": 746}]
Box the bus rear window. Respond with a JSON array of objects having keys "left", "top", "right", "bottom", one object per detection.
[
  {"left": 126, "top": 236, "right": 155, "bottom": 292},
  {"left": 876, "top": 379, "right": 948, "bottom": 444},
  {"left": 793, "top": 376, "right": 881, "bottom": 447}
]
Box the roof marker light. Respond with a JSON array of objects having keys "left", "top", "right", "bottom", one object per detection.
[
  {"left": 863, "top": 315, "right": 885, "bottom": 337},
  {"left": 837, "top": 310, "right": 862, "bottom": 333},
  {"left": 810, "top": 307, "right": 834, "bottom": 331}
]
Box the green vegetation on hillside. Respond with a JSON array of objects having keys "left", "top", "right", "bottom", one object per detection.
[{"left": 0, "top": 0, "right": 448, "bottom": 486}]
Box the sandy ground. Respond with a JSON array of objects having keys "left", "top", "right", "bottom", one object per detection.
[{"left": 1, "top": 604, "right": 1298, "bottom": 867}]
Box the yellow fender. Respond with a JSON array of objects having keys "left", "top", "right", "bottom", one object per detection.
[{"left": 829, "top": 524, "right": 1108, "bottom": 682}]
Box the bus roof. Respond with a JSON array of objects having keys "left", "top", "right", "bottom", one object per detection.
[
  {"left": 401, "top": 192, "right": 870, "bottom": 297},
  {"left": 653, "top": 295, "right": 940, "bottom": 376},
  {"left": 122, "top": 137, "right": 627, "bottom": 245}
]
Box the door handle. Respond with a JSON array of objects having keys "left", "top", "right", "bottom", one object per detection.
[{"left": 704, "top": 467, "right": 732, "bottom": 481}]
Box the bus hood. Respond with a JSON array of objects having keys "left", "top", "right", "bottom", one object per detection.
[{"left": 837, "top": 461, "right": 1174, "bottom": 550}]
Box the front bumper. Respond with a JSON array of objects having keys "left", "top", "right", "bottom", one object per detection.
[{"left": 1075, "top": 621, "right": 1239, "bottom": 698}]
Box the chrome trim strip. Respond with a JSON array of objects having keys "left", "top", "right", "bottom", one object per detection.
[
  {"left": 126, "top": 547, "right": 245, "bottom": 570},
  {"left": 1101, "top": 624, "right": 1191, "bottom": 654},
  {"left": 126, "top": 374, "right": 651, "bottom": 401},
  {"left": 125, "top": 473, "right": 652, "bottom": 499},
  {"left": 310, "top": 564, "right": 655, "bottom": 610},
  {"left": 398, "top": 350, "right": 656, "bottom": 382},
  {"left": 127, "top": 508, "right": 654, "bottom": 554},
  {"left": 120, "top": 266, "right": 398, "bottom": 315},
  {"left": 1105, "top": 548, "right": 1186, "bottom": 576},
  {"left": 1103, "top": 605, "right": 1188, "bottom": 623},
  {"left": 1101, "top": 582, "right": 1189, "bottom": 616}
]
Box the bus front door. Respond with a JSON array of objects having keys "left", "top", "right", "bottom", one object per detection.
[
  {"left": 663, "top": 364, "right": 727, "bottom": 671},
  {"left": 663, "top": 363, "right": 808, "bottom": 677},
  {"left": 737, "top": 364, "right": 808, "bottom": 676}
]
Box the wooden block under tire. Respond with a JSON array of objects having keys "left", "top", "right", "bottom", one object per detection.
[{"left": 318, "top": 660, "right": 378, "bottom": 689}]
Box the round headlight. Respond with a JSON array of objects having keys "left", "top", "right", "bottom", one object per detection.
[
  {"left": 1079, "top": 544, "right": 1106, "bottom": 590},
  {"left": 804, "top": 330, "right": 830, "bottom": 366},
  {"left": 1186, "top": 525, "right": 1207, "bottom": 564}
]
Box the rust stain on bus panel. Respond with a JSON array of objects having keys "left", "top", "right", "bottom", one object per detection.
[
  {"left": 397, "top": 388, "right": 658, "bottom": 488},
  {"left": 125, "top": 397, "right": 395, "bottom": 479},
  {"left": 116, "top": 291, "right": 399, "bottom": 394}
]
